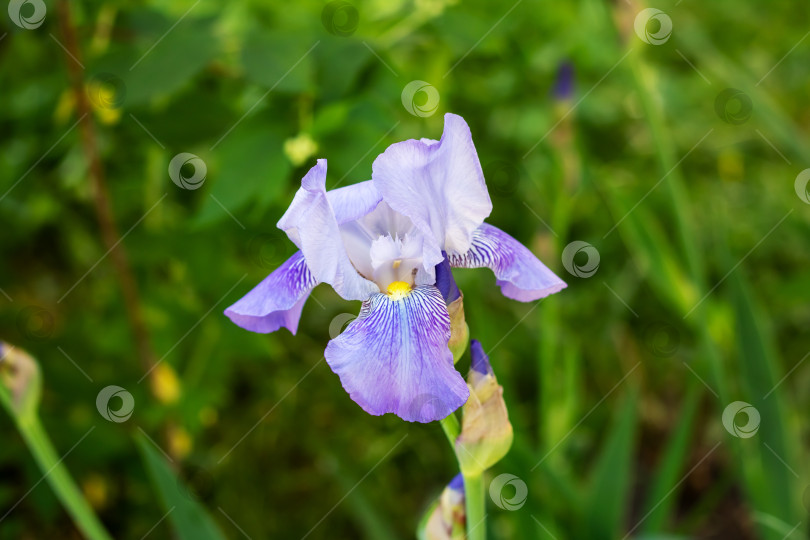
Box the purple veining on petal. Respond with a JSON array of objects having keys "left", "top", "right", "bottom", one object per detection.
[
  {"left": 371, "top": 113, "right": 493, "bottom": 276},
  {"left": 448, "top": 222, "right": 567, "bottom": 301},
  {"left": 224, "top": 251, "right": 318, "bottom": 335},
  {"left": 277, "top": 160, "right": 379, "bottom": 301},
  {"left": 469, "top": 339, "right": 492, "bottom": 376},
  {"left": 324, "top": 285, "right": 469, "bottom": 423},
  {"left": 434, "top": 253, "right": 461, "bottom": 304}
]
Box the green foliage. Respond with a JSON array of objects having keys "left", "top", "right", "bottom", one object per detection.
[
  {"left": 1, "top": 0, "right": 808, "bottom": 538},
  {"left": 136, "top": 432, "right": 226, "bottom": 540}
]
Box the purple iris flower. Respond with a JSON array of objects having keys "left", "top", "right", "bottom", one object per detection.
[{"left": 224, "top": 113, "right": 566, "bottom": 423}]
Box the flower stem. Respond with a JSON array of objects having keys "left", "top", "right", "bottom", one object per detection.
[
  {"left": 463, "top": 472, "right": 486, "bottom": 540},
  {"left": 438, "top": 412, "right": 460, "bottom": 446},
  {"left": 12, "top": 416, "right": 112, "bottom": 540}
]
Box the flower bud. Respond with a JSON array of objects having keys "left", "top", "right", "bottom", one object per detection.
[
  {"left": 446, "top": 295, "right": 469, "bottom": 365},
  {"left": 419, "top": 474, "right": 465, "bottom": 540},
  {"left": 455, "top": 340, "right": 513, "bottom": 476},
  {"left": 0, "top": 342, "right": 42, "bottom": 421},
  {"left": 435, "top": 255, "right": 468, "bottom": 364}
]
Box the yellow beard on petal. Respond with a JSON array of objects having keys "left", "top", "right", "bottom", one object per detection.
[{"left": 386, "top": 281, "right": 412, "bottom": 300}]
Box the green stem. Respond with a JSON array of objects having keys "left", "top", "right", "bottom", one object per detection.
[
  {"left": 438, "top": 412, "right": 460, "bottom": 447},
  {"left": 14, "top": 416, "right": 113, "bottom": 540},
  {"left": 463, "top": 472, "right": 486, "bottom": 540}
]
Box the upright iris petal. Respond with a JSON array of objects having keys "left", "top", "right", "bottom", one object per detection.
[
  {"left": 277, "top": 159, "right": 379, "bottom": 301},
  {"left": 372, "top": 113, "right": 493, "bottom": 279},
  {"left": 338, "top": 200, "right": 428, "bottom": 291}
]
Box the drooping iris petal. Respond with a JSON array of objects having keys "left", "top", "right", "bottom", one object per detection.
[
  {"left": 448, "top": 223, "right": 567, "bottom": 301},
  {"left": 224, "top": 251, "right": 317, "bottom": 334},
  {"left": 324, "top": 286, "right": 469, "bottom": 422},
  {"left": 277, "top": 160, "right": 379, "bottom": 301},
  {"left": 371, "top": 113, "right": 492, "bottom": 273}
]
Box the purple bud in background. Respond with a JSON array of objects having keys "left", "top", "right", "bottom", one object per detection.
[
  {"left": 552, "top": 61, "right": 575, "bottom": 101},
  {"left": 470, "top": 339, "right": 493, "bottom": 376},
  {"left": 435, "top": 253, "right": 461, "bottom": 304},
  {"left": 448, "top": 473, "right": 464, "bottom": 493},
  {"left": 421, "top": 473, "right": 466, "bottom": 539}
]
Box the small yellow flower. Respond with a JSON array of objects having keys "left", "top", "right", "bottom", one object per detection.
[
  {"left": 283, "top": 133, "right": 318, "bottom": 167},
  {"left": 150, "top": 363, "right": 181, "bottom": 405}
]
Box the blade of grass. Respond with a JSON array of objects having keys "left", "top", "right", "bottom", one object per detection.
[
  {"left": 640, "top": 380, "right": 702, "bottom": 533},
  {"left": 726, "top": 263, "right": 799, "bottom": 533},
  {"left": 581, "top": 388, "right": 639, "bottom": 539},
  {"left": 136, "top": 432, "right": 226, "bottom": 540}
]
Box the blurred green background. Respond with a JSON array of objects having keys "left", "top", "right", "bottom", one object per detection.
[{"left": 1, "top": 0, "right": 808, "bottom": 538}]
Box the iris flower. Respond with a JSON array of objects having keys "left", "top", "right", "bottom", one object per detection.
[{"left": 225, "top": 114, "right": 566, "bottom": 422}]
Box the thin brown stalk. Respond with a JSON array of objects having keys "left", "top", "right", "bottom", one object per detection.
[{"left": 56, "top": 0, "right": 158, "bottom": 379}]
